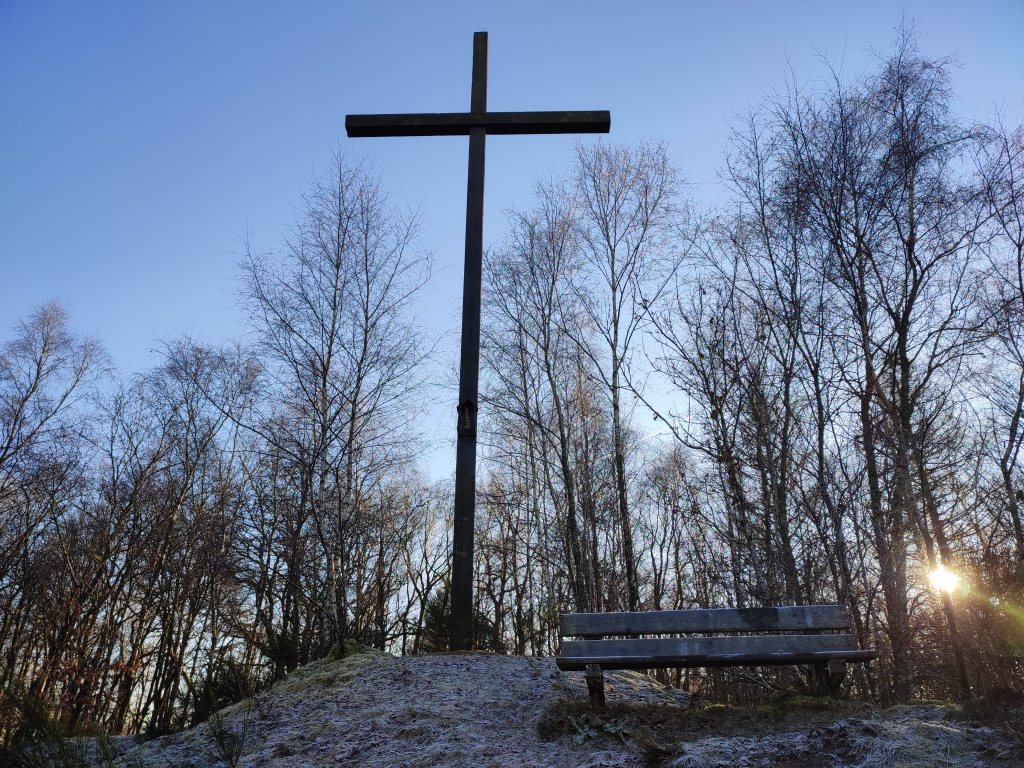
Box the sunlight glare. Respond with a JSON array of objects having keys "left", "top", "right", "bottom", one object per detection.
[{"left": 929, "top": 564, "right": 959, "bottom": 594}]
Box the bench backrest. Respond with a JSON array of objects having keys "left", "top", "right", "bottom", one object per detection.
[{"left": 560, "top": 605, "right": 849, "bottom": 638}]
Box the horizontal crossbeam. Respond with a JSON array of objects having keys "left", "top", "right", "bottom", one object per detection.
[
  {"left": 560, "top": 605, "right": 851, "bottom": 638},
  {"left": 346, "top": 110, "right": 611, "bottom": 137}
]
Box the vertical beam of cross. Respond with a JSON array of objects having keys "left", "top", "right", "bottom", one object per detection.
[
  {"left": 346, "top": 32, "right": 609, "bottom": 652},
  {"left": 450, "top": 31, "right": 488, "bottom": 652}
]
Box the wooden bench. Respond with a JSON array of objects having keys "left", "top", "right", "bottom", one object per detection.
[{"left": 556, "top": 605, "right": 877, "bottom": 705}]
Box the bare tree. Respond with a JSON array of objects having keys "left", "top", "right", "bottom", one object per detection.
[
  {"left": 979, "top": 117, "right": 1024, "bottom": 578},
  {"left": 572, "top": 140, "right": 680, "bottom": 611},
  {"left": 0, "top": 300, "right": 105, "bottom": 504},
  {"left": 237, "top": 150, "right": 431, "bottom": 655},
  {"left": 485, "top": 182, "right": 592, "bottom": 611}
]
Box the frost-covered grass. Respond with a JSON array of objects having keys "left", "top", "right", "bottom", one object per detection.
[
  {"left": 844, "top": 715, "right": 973, "bottom": 767},
  {"left": 652, "top": 705, "right": 1009, "bottom": 768},
  {"left": 110, "top": 653, "right": 640, "bottom": 767},
  {"left": 95, "top": 656, "right": 1016, "bottom": 768}
]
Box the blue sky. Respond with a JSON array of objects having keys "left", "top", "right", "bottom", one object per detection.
[{"left": 2, "top": 1, "right": 1022, "bottom": 475}]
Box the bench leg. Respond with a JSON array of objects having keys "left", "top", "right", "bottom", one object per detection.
[
  {"left": 828, "top": 660, "right": 847, "bottom": 688},
  {"left": 813, "top": 660, "right": 847, "bottom": 696},
  {"left": 585, "top": 663, "right": 605, "bottom": 707}
]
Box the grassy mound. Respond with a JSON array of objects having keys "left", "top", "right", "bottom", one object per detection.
[{"left": 254, "top": 641, "right": 385, "bottom": 698}]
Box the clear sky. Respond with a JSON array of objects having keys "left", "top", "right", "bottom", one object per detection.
[{"left": 2, "top": 1, "right": 1022, "bottom": 475}]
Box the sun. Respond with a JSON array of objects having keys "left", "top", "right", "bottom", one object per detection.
[{"left": 929, "top": 564, "right": 959, "bottom": 594}]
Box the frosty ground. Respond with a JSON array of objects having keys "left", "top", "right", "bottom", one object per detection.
[{"left": 109, "top": 650, "right": 1015, "bottom": 767}]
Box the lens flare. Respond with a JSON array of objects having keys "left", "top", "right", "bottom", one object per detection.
[{"left": 929, "top": 564, "right": 959, "bottom": 593}]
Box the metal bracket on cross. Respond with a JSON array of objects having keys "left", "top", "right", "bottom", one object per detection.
[{"left": 456, "top": 400, "right": 477, "bottom": 438}]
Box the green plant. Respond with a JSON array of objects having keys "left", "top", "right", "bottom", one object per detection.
[
  {"left": 323, "top": 639, "right": 363, "bottom": 662},
  {"left": 0, "top": 666, "right": 123, "bottom": 768},
  {"left": 261, "top": 627, "right": 303, "bottom": 675},
  {"left": 206, "top": 698, "right": 253, "bottom": 768},
  {"left": 570, "top": 716, "right": 602, "bottom": 746},
  {"left": 601, "top": 718, "right": 632, "bottom": 743},
  {"left": 418, "top": 581, "right": 507, "bottom": 653},
  {"left": 568, "top": 716, "right": 633, "bottom": 747},
  {"left": 87, "top": 725, "right": 120, "bottom": 768},
  {"left": 186, "top": 657, "right": 265, "bottom": 728}
]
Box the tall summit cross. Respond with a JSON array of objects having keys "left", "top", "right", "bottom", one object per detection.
[{"left": 346, "top": 31, "right": 610, "bottom": 651}]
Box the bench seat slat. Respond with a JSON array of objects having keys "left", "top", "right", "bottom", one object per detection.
[
  {"left": 560, "top": 633, "right": 858, "bottom": 661},
  {"left": 560, "top": 605, "right": 849, "bottom": 638},
  {"left": 555, "top": 648, "right": 878, "bottom": 671}
]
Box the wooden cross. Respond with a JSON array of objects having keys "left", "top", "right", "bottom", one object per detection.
[{"left": 346, "top": 31, "right": 610, "bottom": 651}]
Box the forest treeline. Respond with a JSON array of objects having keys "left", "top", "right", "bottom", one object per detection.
[{"left": 3, "top": 30, "right": 1024, "bottom": 736}]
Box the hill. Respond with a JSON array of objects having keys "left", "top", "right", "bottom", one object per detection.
[{"left": 109, "top": 652, "right": 1008, "bottom": 767}]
